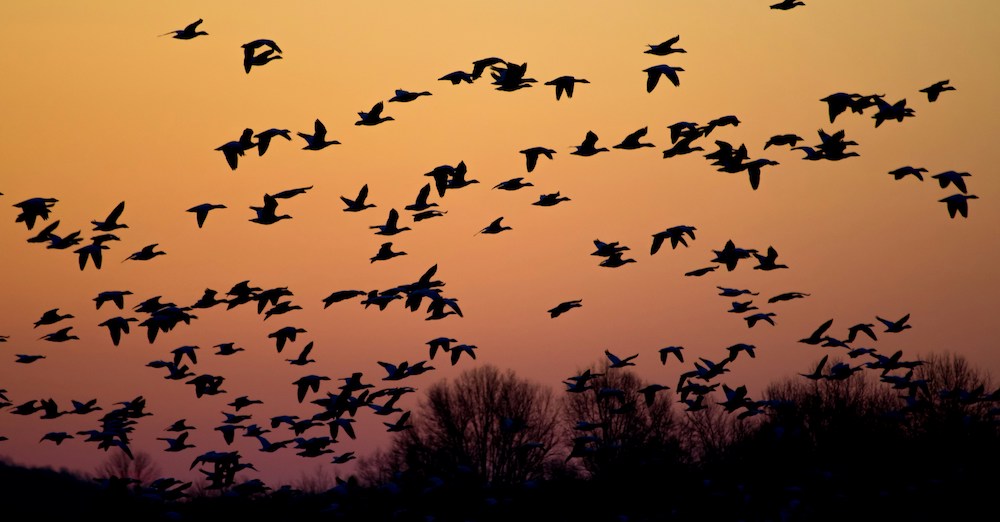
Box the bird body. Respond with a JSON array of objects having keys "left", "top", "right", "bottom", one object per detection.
[
  {"left": 548, "top": 299, "right": 582, "bottom": 318},
  {"left": 644, "top": 64, "right": 684, "bottom": 92},
  {"left": 645, "top": 35, "right": 685, "bottom": 56},
  {"left": 161, "top": 19, "right": 208, "bottom": 40}
]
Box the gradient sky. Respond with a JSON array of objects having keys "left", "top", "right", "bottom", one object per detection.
[{"left": 1, "top": 1, "right": 998, "bottom": 486}]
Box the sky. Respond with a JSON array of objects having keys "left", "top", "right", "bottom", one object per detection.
[{"left": 1, "top": 1, "right": 998, "bottom": 487}]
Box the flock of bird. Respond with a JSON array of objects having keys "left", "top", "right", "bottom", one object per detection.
[{"left": 0, "top": 4, "right": 989, "bottom": 496}]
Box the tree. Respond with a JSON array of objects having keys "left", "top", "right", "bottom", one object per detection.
[
  {"left": 359, "top": 364, "right": 560, "bottom": 487},
  {"left": 95, "top": 450, "right": 161, "bottom": 485}
]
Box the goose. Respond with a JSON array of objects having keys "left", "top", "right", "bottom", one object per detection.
[
  {"left": 384, "top": 411, "right": 412, "bottom": 432},
  {"left": 356, "top": 101, "right": 394, "bottom": 126},
  {"left": 214, "top": 342, "right": 245, "bottom": 356},
  {"left": 717, "top": 287, "right": 758, "bottom": 297},
  {"left": 389, "top": 88, "right": 432, "bottom": 102},
  {"left": 519, "top": 146, "right": 556, "bottom": 172},
  {"left": 592, "top": 239, "right": 629, "bottom": 257},
  {"left": 92, "top": 201, "right": 127, "bottom": 232},
  {"left": 228, "top": 396, "right": 263, "bottom": 411},
  {"left": 846, "top": 323, "right": 878, "bottom": 343},
  {"left": 27, "top": 220, "right": 61, "bottom": 244},
  {"left": 876, "top": 313, "right": 912, "bottom": 333},
  {"left": 242, "top": 39, "right": 282, "bottom": 73},
  {"left": 34, "top": 308, "right": 74, "bottom": 328},
  {"left": 215, "top": 128, "right": 256, "bottom": 170},
  {"left": 613, "top": 127, "right": 656, "bottom": 150},
  {"left": 46, "top": 230, "right": 83, "bottom": 250},
  {"left": 268, "top": 326, "right": 306, "bottom": 353},
  {"left": 413, "top": 209, "right": 446, "bottom": 221},
  {"left": 98, "top": 316, "right": 138, "bottom": 346},
  {"left": 172, "top": 345, "right": 199, "bottom": 366},
  {"left": 769, "top": 291, "right": 810, "bottom": 303},
  {"left": 745, "top": 312, "right": 777, "bottom": 328},
  {"left": 16, "top": 354, "right": 46, "bottom": 363},
  {"left": 292, "top": 375, "right": 330, "bottom": 403},
  {"left": 533, "top": 192, "right": 571, "bottom": 207},
  {"left": 548, "top": 299, "right": 583, "bottom": 318},
  {"left": 490, "top": 61, "right": 536, "bottom": 91},
  {"left": 919, "top": 79, "right": 955, "bottom": 102},
  {"left": 187, "top": 203, "right": 227, "bottom": 228},
  {"left": 439, "top": 70, "right": 474, "bottom": 84},
  {"left": 939, "top": 193, "right": 978, "bottom": 219},
  {"left": 643, "top": 64, "right": 684, "bottom": 92},
  {"left": 471, "top": 57, "right": 506, "bottom": 79},
  {"left": 888, "top": 166, "right": 926, "bottom": 181},
  {"left": 493, "top": 177, "right": 534, "bottom": 191},
  {"left": 341, "top": 184, "right": 376, "bottom": 212},
  {"left": 264, "top": 301, "right": 302, "bottom": 320},
  {"left": 426, "top": 337, "right": 457, "bottom": 359},
  {"left": 605, "top": 349, "right": 638, "bottom": 368},
  {"left": 253, "top": 128, "right": 292, "bottom": 155},
  {"left": 571, "top": 131, "right": 609, "bottom": 156},
  {"left": 322, "top": 289, "right": 367, "bottom": 308},
  {"left": 250, "top": 194, "right": 291, "bottom": 225},
  {"left": 600, "top": 252, "right": 637, "bottom": 268},
  {"left": 158, "top": 432, "right": 196, "bottom": 452},
  {"left": 770, "top": 0, "right": 805, "bottom": 10},
  {"left": 645, "top": 35, "right": 685, "bottom": 56},
  {"left": 74, "top": 242, "right": 109, "bottom": 271},
  {"left": 684, "top": 266, "right": 718, "bottom": 277},
  {"left": 753, "top": 246, "right": 789, "bottom": 270},
  {"left": 370, "top": 208, "right": 411, "bottom": 235},
  {"left": 800, "top": 355, "right": 828, "bottom": 380},
  {"left": 650, "top": 225, "right": 697, "bottom": 253},
  {"left": 40, "top": 432, "right": 74, "bottom": 445},
  {"left": 931, "top": 170, "right": 971, "bottom": 193},
  {"left": 477, "top": 217, "right": 511, "bottom": 235},
  {"left": 370, "top": 242, "right": 407, "bottom": 263},
  {"left": 726, "top": 343, "right": 757, "bottom": 361},
  {"left": 450, "top": 344, "right": 478, "bottom": 365},
  {"left": 286, "top": 341, "right": 316, "bottom": 366},
  {"left": 659, "top": 346, "right": 684, "bottom": 364},
  {"left": 764, "top": 133, "right": 804, "bottom": 149},
  {"left": 297, "top": 119, "right": 340, "bottom": 150},
  {"left": 544, "top": 75, "right": 589, "bottom": 100},
  {"left": 160, "top": 18, "right": 208, "bottom": 40},
  {"left": 728, "top": 301, "right": 758, "bottom": 313},
  {"left": 360, "top": 290, "right": 403, "bottom": 310},
  {"left": 166, "top": 419, "right": 195, "bottom": 432},
  {"left": 819, "top": 92, "right": 860, "bottom": 123},
  {"left": 40, "top": 326, "right": 78, "bottom": 342},
  {"left": 93, "top": 290, "right": 132, "bottom": 310},
  {"left": 872, "top": 98, "right": 915, "bottom": 127},
  {"left": 711, "top": 239, "right": 758, "bottom": 271},
  {"left": 331, "top": 452, "right": 357, "bottom": 464},
  {"left": 124, "top": 244, "right": 166, "bottom": 262},
  {"left": 405, "top": 184, "right": 438, "bottom": 211},
  {"left": 13, "top": 197, "right": 58, "bottom": 230},
  {"left": 271, "top": 186, "right": 313, "bottom": 199},
  {"left": 799, "top": 318, "right": 833, "bottom": 344},
  {"left": 638, "top": 384, "right": 671, "bottom": 406}
]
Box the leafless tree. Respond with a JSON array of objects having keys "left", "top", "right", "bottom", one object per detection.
[{"left": 95, "top": 450, "right": 161, "bottom": 485}]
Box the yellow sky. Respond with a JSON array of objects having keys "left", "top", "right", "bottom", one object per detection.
[{"left": 1, "top": 1, "right": 998, "bottom": 485}]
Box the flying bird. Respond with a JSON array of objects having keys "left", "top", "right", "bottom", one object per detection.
[
  {"left": 356, "top": 101, "right": 394, "bottom": 126},
  {"left": 389, "top": 89, "right": 432, "bottom": 103},
  {"left": 643, "top": 64, "right": 684, "bottom": 92},
  {"left": 888, "top": 166, "right": 926, "bottom": 181},
  {"left": 477, "top": 217, "right": 511, "bottom": 235},
  {"left": 92, "top": 201, "right": 127, "bottom": 232},
  {"left": 187, "top": 203, "right": 227, "bottom": 228},
  {"left": 160, "top": 19, "right": 208, "bottom": 40},
  {"left": 341, "top": 184, "right": 376, "bottom": 212},
  {"left": 216, "top": 128, "right": 256, "bottom": 170},
  {"left": 298, "top": 119, "right": 340, "bottom": 150},
  {"left": 771, "top": 0, "right": 806, "bottom": 10},
  {"left": 605, "top": 349, "right": 638, "bottom": 368},
  {"left": 548, "top": 300, "right": 582, "bottom": 318},
  {"left": 370, "top": 242, "right": 407, "bottom": 263},
  {"left": 876, "top": 313, "right": 912, "bottom": 333},
  {"left": 613, "top": 127, "right": 656, "bottom": 150},
  {"left": 645, "top": 35, "right": 685, "bottom": 56},
  {"left": 124, "top": 244, "right": 166, "bottom": 262},
  {"left": 253, "top": 128, "right": 292, "bottom": 155},
  {"left": 920, "top": 80, "right": 955, "bottom": 102},
  {"left": 571, "top": 131, "right": 609, "bottom": 157},
  {"left": 544, "top": 75, "right": 589, "bottom": 100},
  {"left": 533, "top": 192, "right": 571, "bottom": 207},
  {"left": 939, "top": 194, "right": 978, "bottom": 219},
  {"left": 370, "top": 208, "right": 411, "bottom": 235},
  {"left": 519, "top": 146, "right": 556, "bottom": 172},
  {"left": 931, "top": 171, "right": 971, "bottom": 194}
]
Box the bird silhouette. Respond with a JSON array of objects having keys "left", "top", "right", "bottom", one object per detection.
[
  {"left": 771, "top": 0, "right": 806, "bottom": 10},
  {"left": 160, "top": 19, "right": 208, "bottom": 40},
  {"left": 92, "top": 201, "right": 127, "bottom": 232},
  {"left": 34, "top": 308, "right": 74, "bottom": 328},
  {"left": 876, "top": 313, "right": 912, "bottom": 333},
  {"left": 643, "top": 64, "right": 684, "bottom": 92},
  {"left": 250, "top": 194, "right": 291, "bottom": 225},
  {"left": 341, "top": 184, "right": 376, "bottom": 212},
  {"left": 533, "top": 192, "right": 571, "bottom": 207},
  {"left": 659, "top": 346, "right": 684, "bottom": 364},
  {"left": 450, "top": 344, "right": 478, "bottom": 365},
  {"left": 94, "top": 290, "right": 132, "bottom": 310},
  {"left": 268, "top": 326, "right": 306, "bottom": 353},
  {"left": 370, "top": 208, "right": 411, "bottom": 235},
  {"left": 371, "top": 242, "right": 407, "bottom": 263},
  {"left": 426, "top": 337, "right": 457, "bottom": 360},
  {"left": 651, "top": 225, "right": 697, "bottom": 253},
  {"left": 297, "top": 119, "right": 340, "bottom": 150},
  {"left": 493, "top": 177, "right": 534, "bottom": 191},
  {"left": 16, "top": 354, "right": 46, "bottom": 364},
  {"left": 684, "top": 266, "right": 718, "bottom": 277},
  {"left": 613, "top": 127, "right": 656, "bottom": 150},
  {"left": 645, "top": 35, "right": 685, "bottom": 56},
  {"left": 99, "top": 316, "right": 138, "bottom": 346},
  {"left": 799, "top": 319, "right": 833, "bottom": 345},
  {"left": 548, "top": 299, "right": 582, "bottom": 318},
  {"left": 931, "top": 171, "right": 971, "bottom": 194},
  {"left": 605, "top": 349, "right": 638, "bottom": 368},
  {"left": 439, "top": 70, "right": 474, "bottom": 85},
  {"left": 124, "top": 244, "right": 166, "bottom": 262},
  {"left": 745, "top": 312, "right": 777, "bottom": 328},
  {"left": 846, "top": 323, "right": 878, "bottom": 343},
  {"left": 405, "top": 184, "right": 438, "bottom": 212},
  {"left": 872, "top": 98, "right": 915, "bottom": 127},
  {"left": 40, "top": 326, "right": 78, "bottom": 342},
  {"left": 571, "top": 131, "right": 609, "bottom": 157},
  {"left": 491, "top": 61, "right": 536, "bottom": 91},
  {"left": 214, "top": 342, "right": 245, "bottom": 356},
  {"left": 187, "top": 203, "right": 227, "bottom": 228},
  {"left": 800, "top": 355, "right": 829, "bottom": 381},
  {"left": 477, "top": 217, "right": 511, "bottom": 235},
  {"left": 888, "top": 166, "right": 926, "bottom": 181},
  {"left": 471, "top": 57, "right": 506, "bottom": 79},
  {"left": 389, "top": 88, "right": 432, "bottom": 103},
  {"left": 711, "top": 240, "right": 758, "bottom": 271},
  {"left": 251, "top": 128, "right": 292, "bottom": 156},
  {"left": 920, "top": 80, "right": 955, "bottom": 102},
  {"left": 292, "top": 375, "right": 329, "bottom": 403},
  {"left": 356, "top": 101, "right": 394, "bottom": 126},
  {"left": 158, "top": 431, "right": 196, "bottom": 452},
  {"left": 939, "top": 193, "right": 978, "bottom": 218},
  {"left": 753, "top": 246, "right": 789, "bottom": 270},
  {"left": 769, "top": 291, "right": 810, "bottom": 303},
  {"left": 544, "top": 75, "right": 589, "bottom": 100},
  {"left": 286, "top": 341, "right": 316, "bottom": 366},
  {"left": 764, "top": 133, "right": 804, "bottom": 149},
  {"left": 728, "top": 301, "right": 757, "bottom": 314},
  {"left": 599, "top": 252, "right": 636, "bottom": 268},
  {"left": 242, "top": 39, "right": 282, "bottom": 73},
  {"left": 13, "top": 197, "right": 58, "bottom": 230},
  {"left": 413, "top": 209, "right": 446, "bottom": 222},
  {"left": 216, "top": 128, "right": 256, "bottom": 170},
  {"left": 519, "top": 146, "right": 556, "bottom": 172}
]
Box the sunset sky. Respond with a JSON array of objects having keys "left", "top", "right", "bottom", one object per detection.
[{"left": 1, "top": 1, "right": 998, "bottom": 486}]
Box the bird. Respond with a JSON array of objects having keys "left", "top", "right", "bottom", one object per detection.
[
  {"left": 214, "top": 342, "right": 245, "bottom": 356},
  {"left": 384, "top": 411, "right": 412, "bottom": 432},
  {"left": 160, "top": 19, "right": 208, "bottom": 40},
  {"left": 250, "top": 194, "right": 291, "bottom": 225},
  {"left": 94, "top": 290, "right": 132, "bottom": 310},
  {"left": 728, "top": 301, "right": 757, "bottom": 314},
  {"left": 753, "top": 246, "right": 789, "bottom": 271},
  {"left": 920, "top": 80, "right": 955, "bottom": 102},
  {"left": 389, "top": 89, "right": 432, "bottom": 103},
  {"left": 939, "top": 194, "right": 978, "bottom": 219},
  {"left": 166, "top": 419, "right": 196, "bottom": 432},
  {"left": 298, "top": 119, "right": 340, "bottom": 150},
  {"left": 40, "top": 432, "right": 74, "bottom": 445},
  {"left": 187, "top": 203, "right": 227, "bottom": 228},
  {"left": 799, "top": 319, "right": 834, "bottom": 345},
  {"left": 876, "top": 314, "right": 912, "bottom": 333},
  {"left": 769, "top": 291, "right": 810, "bottom": 303},
  {"left": 645, "top": 35, "right": 685, "bottom": 56},
  {"left": 34, "top": 308, "right": 74, "bottom": 328},
  {"left": 426, "top": 337, "right": 457, "bottom": 360},
  {"left": 726, "top": 343, "right": 757, "bottom": 361},
  {"left": 643, "top": 64, "right": 684, "bottom": 92},
  {"left": 493, "top": 178, "right": 534, "bottom": 191},
  {"left": 931, "top": 171, "right": 971, "bottom": 194},
  {"left": 490, "top": 61, "right": 536, "bottom": 91},
  {"left": 242, "top": 39, "right": 282, "bottom": 73},
  {"left": 271, "top": 186, "right": 312, "bottom": 200},
  {"left": 252, "top": 128, "right": 292, "bottom": 156},
  {"left": 745, "top": 312, "right": 777, "bottom": 328},
  {"left": 605, "top": 349, "right": 638, "bottom": 368},
  {"left": 548, "top": 300, "right": 582, "bottom": 318},
  {"left": 405, "top": 184, "right": 438, "bottom": 212},
  {"left": 228, "top": 396, "right": 263, "bottom": 411},
  {"left": 158, "top": 432, "right": 196, "bottom": 452},
  {"left": 286, "top": 341, "right": 316, "bottom": 366},
  {"left": 800, "top": 355, "right": 828, "bottom": 381},
  {"left": 764, "top": 134, "right": 804, "bottom": 149},
  {"left": 533, "top": 192, "right": 571, "bottom": 207},
  {"left": 40, "top": 327, "right": 78, "bottom": 342},
  {"left": 613, "top": 127, "right": 656, "bottom": 150},
  {"left": 711, "top": 239, "right": 758, "bottom": 271},
  {"left": 16, "top": 354, "right": 46, "bottom": 364},
  {"left": 872, "top": 98, "right": 915, "bottom": 128},
  {"left": 99, "top": 316, "right": 138, "bottom": 346},
  {"left": 684, "top": 266, "right": 718, "bottom": 277},
  {"left": 13, "top": 197, "right": 58, "bottom": 230},
  {"left": 292, "top": 375, "right": 330, "bottom": 403},
  {"left": 92, "top": 201, "right": 127, "bottom": 232},
  {"left": 659, "top": 346, "right": 684, "bottom": 364},
  {"left": 356, "top": 101, "right": 394, "bottom": 126},
  {"left": 571, "top": 131, "right": 609, "bottom": 157},
  {"left": 450, "top": 344, "right": 478, "bottom": 365},
  {"left": 519, "top": 146, "right": 556, "bottom": 172},
  {"left": 650, "top": 225, "right": 697, "bottom": 253},
  {"left": 370, "top": 242, "right": 407, "bottom": 263},
  {"left": 370, "top": 208, "right": 411, "bottom": 235},
  {"left": 413, "top": 210, "right": 446, "bottom": 222},
  {"left": 770, "top": 0, "right": 806, "bottom": 10},
  {"left": 124, "top": 244, "right": 165, "bottom": 262},
  {"left": 717, "top": 287, "right": 758, "bottom": 297},
  {"left": 600, "top": 251, "right": 637, "bottom": 268},
  {"left": 341, "top": 184, "right": 376, "bottom": 212},
  {"left": 264, "top": 301, "right": 302, "bottom": 321},
  {"left": 888, "top": 166, "right": 927, "bottom": 181},
  {"left": 471, "top": 57, "right": 506, "bottom": 79},
  {"left": 439, "top": 70, "right": 474, "bottom": 85},
  {"left": 544, "top": 75, "right": 589, "bottom": 100},
  {"left": 846, "top": 323, "right": 878, "bottom": 343},
  {"left": 477, "top": 217, "right": 511, "bottom": 235},
  {"left": 322, "top": 290, "right": 367, "bottom": 308},
  {"left": 268, "top": 326, "right": 306, "bottom": 353},
  {"left": 215, "top": 128, "right": 256, "bottom": 170}
]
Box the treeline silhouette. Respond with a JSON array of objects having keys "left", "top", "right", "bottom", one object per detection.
[{"left": 2, "top": 353, "right": 996, "bottom": 521}]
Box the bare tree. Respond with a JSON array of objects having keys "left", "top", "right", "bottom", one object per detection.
[
  {"left": 95, "top": 450, "right": 161, "bottom": 485},
  {"left": 359, "top": 364, "right": 561, "bottom": 486}
]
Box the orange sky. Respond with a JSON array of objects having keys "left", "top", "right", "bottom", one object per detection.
[{"left": 1, "top": 1, "right": 998, "bottom": 486}]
